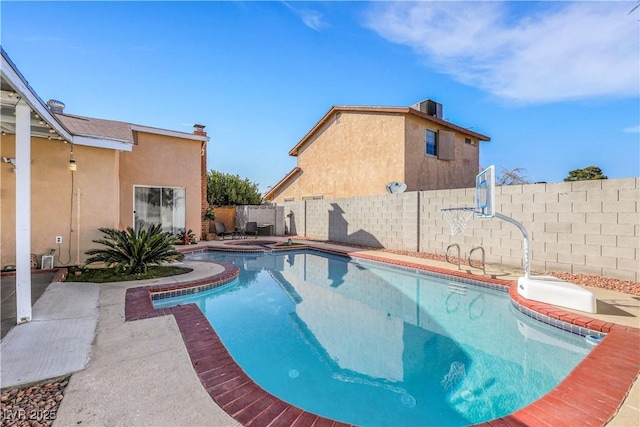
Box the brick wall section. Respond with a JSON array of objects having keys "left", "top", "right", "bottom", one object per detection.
[
  {"left": 282, "top": 178, "right": 639, "bottom": 281},
  {"left": 195, "top": 125, "right": 208, "bottom": 241}
]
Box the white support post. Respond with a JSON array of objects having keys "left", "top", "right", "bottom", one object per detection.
[
  {"left": 15, "top": 99, "right": 32, "bottom": 324},
  {"left": 493, "top": 212, "right": 595, "bottom": 313},
  {"left": 495, "top": 213, "right": 530, "bottom": 279}
]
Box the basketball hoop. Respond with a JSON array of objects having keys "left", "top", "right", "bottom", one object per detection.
[{"left": 441, "top": 207, "right": 477, "bottom": 235}]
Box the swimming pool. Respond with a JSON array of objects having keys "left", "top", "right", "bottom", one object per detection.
[{"left": 155, "top": 250, "right": 594, "bottom": 426}]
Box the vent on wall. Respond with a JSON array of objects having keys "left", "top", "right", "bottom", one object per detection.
[{"left": 46, "top": 99, "right": 65, "bottom": 114}]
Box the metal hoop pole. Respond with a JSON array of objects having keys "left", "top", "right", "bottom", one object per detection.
[{"left": 495, "top": 213, "right": 530, "bottom": 278}]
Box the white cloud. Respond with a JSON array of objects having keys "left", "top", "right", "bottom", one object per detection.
[
  {"left": 283, "top": 2, "right": 327, "bottom": 31},
  {"left": 364, "top": 1, "right": 639, "bottom": 104},
  {"left": 623, "top": 125, "right": 640, "bottom": 133}
]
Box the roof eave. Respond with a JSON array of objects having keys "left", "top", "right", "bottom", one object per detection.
[
  {"left": 288, "top": 105, "right": 490, "bottom": 156},
  {"left": 1, "top": 47, "right": 74, "bottom": 142},
  {"left": 407, "top": 108, "right": 491, "bottom": 141},
  {"left": 72, "top": 135, "right": 133, "bottom": 151},
  {"left": 131, "top": 124, "right": 210, "bottom": 142},
  {"left": 264, "top": 167, "right": 301, "bottom": 200}
]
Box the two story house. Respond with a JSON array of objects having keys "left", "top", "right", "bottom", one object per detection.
[{"left": 264, "top": 99, "right": 490, "bottom": 202}]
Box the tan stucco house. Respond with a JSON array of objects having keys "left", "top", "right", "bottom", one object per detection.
[
  {"left": 0, "top": 47, "right": 208, "bottom": 323},
  {"left": 264, "top": 100, "right": 490, "bottom": 202}
]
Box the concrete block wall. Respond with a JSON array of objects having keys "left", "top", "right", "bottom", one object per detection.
[
  {"left": 293, "top": 193, "right": 419, "bottom": 249},
  {"left": 281, "top": 178, "right": 639, "bottom": 281},
  {"left": 283, "top": 202, "right": 306, "bottom": 236}
]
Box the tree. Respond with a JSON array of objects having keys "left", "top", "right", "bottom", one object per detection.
[
  {"left": 85, "top": 223, "right": 184, "bottom": 275},
  {"left": 497, "top": 166, "right": 530, "bottom": 186},
  {"left": 207, "top": 170, "right": 262, "bottom": 206},
  {"left": 564, "top": 166, "right": 608, "bottom": 182}
]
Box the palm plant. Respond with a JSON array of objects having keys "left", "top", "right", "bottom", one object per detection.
[{"left": 85, "top": 223, "right": 184, "bottom": 275}]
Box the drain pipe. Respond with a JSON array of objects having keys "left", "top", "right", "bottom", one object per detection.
[
  {"left": 416, "top": 192, "right": 421, "bottom": 253},
  {"left": 494, "top": 213, "right": 530, "bottom": 279},
  {"left": 76, "top": 188, "right": 81, "bottom": 265}
]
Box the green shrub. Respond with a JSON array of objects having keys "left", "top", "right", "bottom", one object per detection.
[
  {"left": 85, "top": 223, "right": 184, "bottom": 275},
  {"left": 176, "top": 229, "right": 197, "bottom": 244}
]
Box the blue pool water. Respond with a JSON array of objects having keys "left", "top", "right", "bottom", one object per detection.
[{"left": 155, "top": 250, "right": 593, "bottom": 426}]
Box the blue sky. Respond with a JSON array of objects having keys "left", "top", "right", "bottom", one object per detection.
[{"left": 2, "top": 1, "right": 638, "bottom": 194}]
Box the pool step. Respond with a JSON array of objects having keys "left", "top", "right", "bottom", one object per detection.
[{"left": 448, "top": 283, "right": 467, "bottom": 295}]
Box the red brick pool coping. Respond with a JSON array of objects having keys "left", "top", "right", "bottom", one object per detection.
[{"left": 125, "top": 247, "right": 640, "bottom": 427}]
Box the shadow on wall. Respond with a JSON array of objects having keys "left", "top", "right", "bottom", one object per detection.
[{"left": 328, "top": 203, "right": 383, "bottom": 249}]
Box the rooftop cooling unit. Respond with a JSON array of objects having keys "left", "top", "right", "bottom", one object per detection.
[{"left": 420, "top": 99, "right": 442, "bottom": 118}]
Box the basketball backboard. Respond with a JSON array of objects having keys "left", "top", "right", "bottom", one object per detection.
[{"left": 476, "top": 165, "right": 495, "bottom": 218}]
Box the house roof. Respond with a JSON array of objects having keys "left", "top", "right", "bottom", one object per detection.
[
  {"left": 55, "top": 113, "right": 135, "bottom": 144},
  {"left": 263, "top": 167, "right": 301, "bottom": 201},
  {"left": 55, "top": 113, "right": 209, "bottom": 146},
  {"left": 288, "top": 105, "right": 491, "bottom": 156}
]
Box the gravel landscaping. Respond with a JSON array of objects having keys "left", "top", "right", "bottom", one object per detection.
[
  {"left": 381, "top": 248, "right": 640, "bottom": 296},
  {"left": 1, "top": 378, "right": 68, "bottom": 427}
]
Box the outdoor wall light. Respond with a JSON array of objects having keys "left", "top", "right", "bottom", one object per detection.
[
  {"left": 2, "top": 157, "right": 16, "bottom": 172},
  {"left": 69, "top": 146, "right": 76, "bottom": 171}
]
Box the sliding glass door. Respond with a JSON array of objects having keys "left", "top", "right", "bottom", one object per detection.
[{"left": 134, "top": 186, "right": 185, "bottom": 234}]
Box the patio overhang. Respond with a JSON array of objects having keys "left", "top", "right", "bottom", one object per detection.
[
  {"left": 0, "top": 47, "right": 133, "bottom": 326},
  {"left": 1, "top": 53, "right": 74, "bottom": 143},
  {"left": 1, "top": 47, "right": 134, "bottom": 150}
]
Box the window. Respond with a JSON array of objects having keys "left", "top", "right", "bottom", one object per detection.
[
  {"left": 134, "top": 185, "right": 185, "bottom": 235},
  {"left": 302, "top": 195, "right": 323, "bottom": 201},
  {"left": 425, "top": 129, "right": 437, "bottom": 156},
  {"left": 284, "top": 197, "right": 295, "bottom": 202},
  {"left": 465, "top": 137, "right": 477, "bottom": 146}
]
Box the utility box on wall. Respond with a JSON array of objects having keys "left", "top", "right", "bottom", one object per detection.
[{"left": 41, "top": 255, "right": 54, "bottom": 270}]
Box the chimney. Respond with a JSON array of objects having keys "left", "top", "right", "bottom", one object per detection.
[
  {"left": 47, "top": 99, "right": 65, "bottom": 114},
  {"left": 193, "top": 123, "right": 207, "bottom": 136}
]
